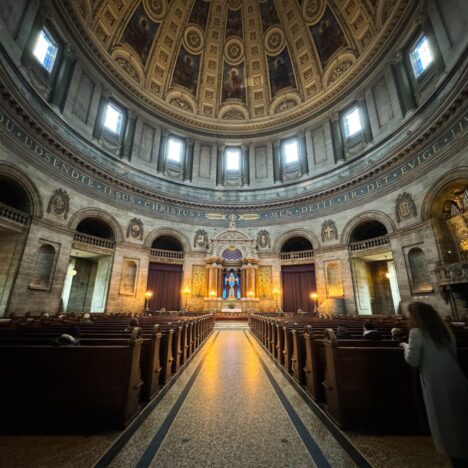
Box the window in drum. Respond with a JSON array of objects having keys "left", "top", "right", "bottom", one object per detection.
[
  {"left": 167, "top": 136, "right": 184, "bottom": 164},
  {"left": 103, "top": 102, "right": 124, "bottom": 135},
  {"left": 409, "top": 34, "right": 434, "bottom": 79},
  {"left": 32, "top": 28, "right": 58, "bottom": 73},
  {"left": 343, "top": 106, "right": 362, "bottom": 138},
  {"left": 225, "top": 148, "right": 241, "bottom": 172}
]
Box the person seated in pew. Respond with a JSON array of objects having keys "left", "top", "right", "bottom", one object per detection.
[
  {"left": 55, "top": 327, "right": 80, "bottom": 346},
  {"left": 125, "top": 318, "right": 140, "bottom": 331},
  {"left": 81, "top": 313, "right": 94, "bottom": 324},
  {"left": 336, "top": 324, "right": 352, "bottom": 339},
  {"left": 55, "top": 333, "right": 78, "bottom": 346},
  {"left": 391, "top": 327, "right": 407, "bottom": 341},
  {"left": 362, "top": 321, "right": 382, "bottom": 340},
  {"left": 401, "top": 301, "right": 468, "bottom": 468}
]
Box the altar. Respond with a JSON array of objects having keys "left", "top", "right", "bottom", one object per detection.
[{"left": 221, "top": 308, "right": 242, "bottom": 313}]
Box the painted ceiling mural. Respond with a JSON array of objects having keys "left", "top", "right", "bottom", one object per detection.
[{"left": 69, "top": 0, "right": 410, "bottom": 133}]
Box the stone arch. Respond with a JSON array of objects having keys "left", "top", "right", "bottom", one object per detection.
[
  {"left": 68, "top": 208, "right": 124, "bottom": 242},
  {"left": 340, "top": 211, "right": 396, "bottom": 245},
  {"left": 144, "top": 227, "right": 191, "bottom": 253},
  {"left": 0, "top": 162, "right": 43, "bottom": 217},
  {"left": 273, "top": 229, "right": 320, "bottom": 254},
  {"left": 420, "top": 167, "right": 468, "bottom": 221}
]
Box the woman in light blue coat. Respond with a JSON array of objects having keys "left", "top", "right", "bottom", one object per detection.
[{"left": 401, "top": 302, "right": 468, "bottom": 467}]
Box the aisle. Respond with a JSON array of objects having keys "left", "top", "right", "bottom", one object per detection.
[{"left": 102, "top": 329, "right": 357, "bottom": 467}]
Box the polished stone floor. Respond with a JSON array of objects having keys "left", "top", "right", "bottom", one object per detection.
[{"left": 0, "top": 324, "right": 450, "bottom": 468}]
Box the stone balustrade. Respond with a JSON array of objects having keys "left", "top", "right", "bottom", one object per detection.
[
  {"left": 349, "top": 234, "right": 390, "bottom": 252},
  {"left": 434, "top": 261, "right": 468, "bottom": 285},
  {"left": 280, "top": 249, "right": 314, "bottom": 261},
  {"left": 0, "top": 202, "right": 28, "bottom": 225},
  {"left": 73, "top": 232, "right": 115, "bottom": 249},
  {"left": 150, "top": 248, "right": 184, "bottom": 260}
]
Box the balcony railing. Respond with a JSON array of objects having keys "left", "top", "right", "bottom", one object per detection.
[
  {"left": 74, "top": 232, "right": 115, "bottom": 249},
  {"left": 280, "top": 249, "right": 314, "bottom": 261},
  {"left": 349, "top": 234, "right": 390, "bottom": 252},
  {"left": 150, "top": 248, "right": 184, "bottom": 260},
  {"left": 434, "top": 262, "right": 468, "bottom": 286},
  {"left": 0, "top": 201, "right": 29, "bottom": 225}
]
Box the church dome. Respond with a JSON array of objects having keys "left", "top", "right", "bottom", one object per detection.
[{"left": 61, "top": 0, "right": 410, "bottom": 136}]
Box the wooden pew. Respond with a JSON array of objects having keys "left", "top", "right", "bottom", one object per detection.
[
  {"left": 322, "top": 329, "right": 422, "bottom": 432},
  {"left": 0, "top": 329, "right": 143, "bottom": 429}
]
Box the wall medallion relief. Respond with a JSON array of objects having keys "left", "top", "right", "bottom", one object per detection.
[
  {"left": 395, "top": 192, "right": 417, "bottom": 223},
  {"left": 47, "top": 189, "right": 70, "bottom": 220},
  {"left": 194, "top": 229, "right": 209, "bottom": 248},
  {"left": 127, "top": 218, "right": 144, "bottom": 240},
  {"left": 321, "top": 219, "right": 338, "bottom": 242},
  {"left": 256, "top": 230, "right": 271, "bottom": 249}
]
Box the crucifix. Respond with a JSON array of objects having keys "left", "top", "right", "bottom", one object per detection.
[
  {"left": 324, "top": 224, "right": 334, "bottom": 240},
  {"left": 228, "top": 213, "right": 237, "bottom": 229}
]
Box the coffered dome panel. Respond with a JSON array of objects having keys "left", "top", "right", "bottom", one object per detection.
[{"left": 65, "top": 0, "right": 410, "bottom": 134}]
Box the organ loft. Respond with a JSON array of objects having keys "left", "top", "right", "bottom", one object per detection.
[{"left": 0, "top": 0, "right": 467, "bottom": 466}]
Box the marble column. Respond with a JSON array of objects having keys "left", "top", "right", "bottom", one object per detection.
[
  {"left": 241, "top": 144, "right": 250, "bottom": 186},
  {"left": 272, "top": 139, "right": 282, "bottom": 183},
  {"left": 216, "top": 144, "right": 225, "bottom": 186},
  {"left": 184, "top": 137, "right": 194, "bottom": 182},
  {"left": 217, "top": 267, "right": 223, "bottom": 298},
  {"left": 50, "top": 45, "right": 75, "bottom": 111},
  {"left": 391, "top": 53, "right": 416, "bottom": 116},
  {"left": 358, "top": 96, "right": 373, "bottom": 144},
  {"left": 298, "top": 130, "right": 309, "bottom": 175},
  {"left": 330, "top": 115, "right": 344, "bottom": 163},
  {"left": 122, "top": 111, "right": 136, "bottom": 160}
]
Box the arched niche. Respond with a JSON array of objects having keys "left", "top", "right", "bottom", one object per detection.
[
  {"left": 30, "top": 243, "right": 58, "bottom": 290},
  {"left": 407, "top": 247, "right": 432, "bottom": 293}
]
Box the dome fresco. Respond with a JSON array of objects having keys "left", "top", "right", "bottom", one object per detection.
[{"left": 64, "top": 0, "right": 410, "bottom": 134}]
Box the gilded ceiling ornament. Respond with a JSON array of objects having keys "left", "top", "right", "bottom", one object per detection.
[
  {"left": 183, "top": 25, "right": 205, "bottom": 54},
  {"left": 70, "top": 0, "right": 410, "bottom": 132},
  {"left": 264, "top": 27, "right": 285, "bottom": 55},
  {"left": 143, "top": 0, "right": 167, "bottom": 22},
  {"left": 228, "top": 0, "right": 242, "bottom": 11},
  {"left": 47, "top": 189, "right": 70, "bottom": 220},
  {"left": 325, "top": 58, "right": 354, "bottom": 87},
  {"left": 224, "top": 37, "right": 245, "bottom": 65},
  {"left": 115, "top": 57, "right": 140, "bottom": 82},
  {"left": 302, "top": 0, "right": 325, "bottom": 24},
  {"left": 127, "top": 218, "right": 144, "bottom": 240}
]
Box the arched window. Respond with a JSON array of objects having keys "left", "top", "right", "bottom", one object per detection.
[
  {"left": 30, "top": 244, "right": 57, "bottom": 290},
  {"left": 0, "top": 176, "right": 32, "bottom": 214},
  {"left": 76, "top": 217, "right": 115, "bottom": 240},
  {"left": 408, "top": 247, "right": 432, "bottom": 293}
]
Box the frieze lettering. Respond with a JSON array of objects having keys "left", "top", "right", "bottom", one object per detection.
[{"left": 0, "top": 110, "right": 467, "bottom": 225}]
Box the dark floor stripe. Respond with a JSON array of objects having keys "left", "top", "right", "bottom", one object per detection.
[
  {"left": 94, "top": 332, "right": 219, "bottom": 468},
  {"left": 244, "top": 331, "right": 331, "bottom": 468},
  {"left": 246, "top": 331, "right": 372, "bottom": 468},
  {"left": 135, "top": 332, "right": 219, "bottom": 467}
]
